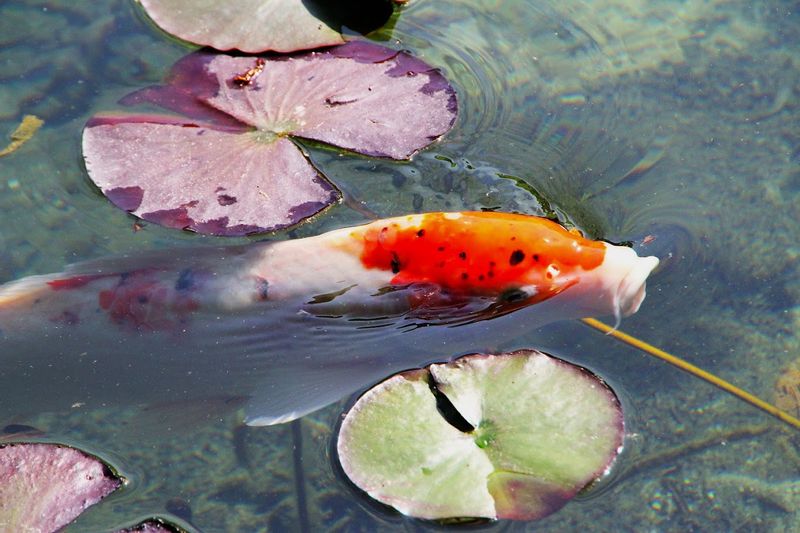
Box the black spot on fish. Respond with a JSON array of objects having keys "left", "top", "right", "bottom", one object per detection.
[
  {"left": 175, "top": 268, "right": 195, "bottom": 291},
  {"left": 390, "top": 252, "right": 401, "bottom": 274},
  {"left": 478, "top": 274, "right": 484, "bottom": 281},
  {"left": 437, "top": 245, "right": 446, "bottom": 252},
  {"left": 417, "top": 229, "right": 425, "bottom": 237},
  {"left": 458, "top": 251, "right": 467, "bottom": 260},
  {"left": 533, "top": 254, "right": 540, "bottom": 262},
  {"left": 255, "top": 277, "right": 269, "bottom": 301},
  {"left": 509, "top": 250, "right": 525, "bottom": 266},
  {"left": 461, "top": 272, "right": 468, "bottom": 280},
  {"left": 54, "top": 310, "right": 80, "bottom": 326}
]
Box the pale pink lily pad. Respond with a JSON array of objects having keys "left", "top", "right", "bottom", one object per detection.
[
  {"left": 138, "top": 0, "right": 404, "bottom": 53},
  {"left": 0, "top": 443, "right": 122, "bottom": 532},
  {"left": 83, "top": 42, "right": 457, "bottom": 236},
  {"left": 84, "top": 115, "right": 338, "bottom": 235}
]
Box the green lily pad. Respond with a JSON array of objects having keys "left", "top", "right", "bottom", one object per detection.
[{"left": 337, "top": 350, "right": 624, "bottom": 521}]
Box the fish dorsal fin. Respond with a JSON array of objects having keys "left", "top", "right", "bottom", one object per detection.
[{"left": 58, "top": 244, "right": 256, "bottom": 277}]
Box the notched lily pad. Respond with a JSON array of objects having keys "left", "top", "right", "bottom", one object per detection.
[
  {"left": 0, "top": 442, "right": 122, "bottom": 532},
  {"left": 138, "top": 0, "right": 404, "bottom": 53},
  {"left": 83, "top": 42, "right": 457, "bottom": 236},
  {"left": 337, "top": 350, "right": 624, "bottom": 521}
]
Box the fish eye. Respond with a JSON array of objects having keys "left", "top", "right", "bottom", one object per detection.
[{"left": 500, "top": 288, "right": 529, "bottom": 303}]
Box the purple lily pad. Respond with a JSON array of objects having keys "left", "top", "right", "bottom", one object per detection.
[
  {"left": 83, "top": 42, "right": 457, "bottom": 236},
  {"left": 0, "top": 443, "right": 122, "bottom": 532},
  {"left": 83, "top": 114, "right": 338, "bottom": 235}
]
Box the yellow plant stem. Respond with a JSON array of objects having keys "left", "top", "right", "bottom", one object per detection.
[
  {"left": 0, "top": 115, "right": 44, "bottom": 157},
  {"left": 581, "top": 317, "right": 800, "bottom": 432}
]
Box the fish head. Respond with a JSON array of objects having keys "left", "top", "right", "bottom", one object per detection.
[
  {"left": 347, "top": 211, "right": 659, "bottom": 322},
  {"left": 472, "top": 218, "right": 659, "bottom": 323},
  {"left": 552, "top": 241, "right": 659, "bottom": 324}
]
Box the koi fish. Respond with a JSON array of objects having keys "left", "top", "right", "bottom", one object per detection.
[{"left": 0, "top": 212, "right": 658, "bottom": 427}]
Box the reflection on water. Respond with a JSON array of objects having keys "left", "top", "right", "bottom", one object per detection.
[{"left": 1, "top": 0, "right": 799, "bottom": 530}]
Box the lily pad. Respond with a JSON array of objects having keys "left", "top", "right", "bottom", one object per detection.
[
  {"left": 0, "top": 443, "right": 122, "bottom": 532},
  {"left": 83, "top": 42, "right": 457, "bottom": 235},
  {"left": 138, "top": 0, "right": 402, "bottom": 53},
  {"left": 337, "top": 350, "right": 623, "bottom": 521}
]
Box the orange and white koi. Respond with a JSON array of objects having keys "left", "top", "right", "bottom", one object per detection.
[{"left": 0, "top": 212, "right": 658, "bottom": 426}]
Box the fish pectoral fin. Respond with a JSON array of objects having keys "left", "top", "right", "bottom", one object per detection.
[
  {"left": 243, "top": 358, "right": 405, "bottom": 426},
  {"left": 404, "top": 280, "right": 580, "bottom": 328}
]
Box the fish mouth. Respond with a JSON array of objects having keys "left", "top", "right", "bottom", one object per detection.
[
  {"left": 613, "top": 254, "right": 660, "bottom": 322},
  {"left": 593, "top": 243, "right": 659, "bottom": 328}
]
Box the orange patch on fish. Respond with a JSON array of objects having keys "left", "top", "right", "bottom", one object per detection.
[{"left": 357, "top": 212, "right": 605, "bottom": 295}]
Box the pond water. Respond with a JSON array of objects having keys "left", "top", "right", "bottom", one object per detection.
[{"left": 1, "top": 0, "right": 799, "bottom": 531}]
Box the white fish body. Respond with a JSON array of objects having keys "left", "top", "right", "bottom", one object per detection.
[{"left": 0, "top": 212, "right": 658, "bottom": 427}]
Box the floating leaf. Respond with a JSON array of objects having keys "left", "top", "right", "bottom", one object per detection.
[
  {"left": 138, "top": 0, "right": 401, "bottom": 53},
  {"left": 0, "top": 114, "right": 44, "bottom": 157},
  {"left": 0, "top": 443, "right": 122, "bottom": 532},
  {"left": 83, "top": 114, "right": 338, "bottom": 235},
  {"left": 83, "top": 42, "right": 457, "bottom": 235},
  {"left": 337, "top": 350, "right": 623, "bottom": 521}
]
